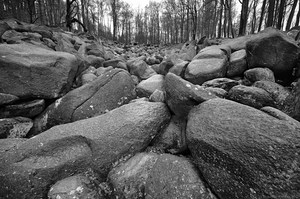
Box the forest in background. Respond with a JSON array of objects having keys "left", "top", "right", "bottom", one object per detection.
[{"left": 0, "top": 0, "right": 300, "bottom": 44}]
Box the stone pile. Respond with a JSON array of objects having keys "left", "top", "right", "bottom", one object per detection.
[{"left": 0, "top": 19, "right": 300, "bottom": 199}]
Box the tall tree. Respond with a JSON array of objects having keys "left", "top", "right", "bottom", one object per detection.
[
  {"left": 286, "top": 0, "right": 298, "bottom": 30},
  {"left": 267, "top": 0, "right": 276, "bottom": 27},
  {"left": 276, "top": 0, "right": 285, "bottom": 29},
  {"left": 238, "top": 0, "right": 249, "bottom": 36}
]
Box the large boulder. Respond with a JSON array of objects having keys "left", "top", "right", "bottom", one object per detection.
[
  {"left": 0, "top": 117, "right": 32, "bottom": 138},
  {"left": 136, "top": 74, "right": 164, "bottom": 97},
  {"left": 108, "top": 152, "right": 216, "bottom": 199},
  {"left": 227, "top": 85, "right": 274, "bottom": 109},
  {"left": 227, "top": 49, "right": 247, "bottom": 77},
  {"left": 246, "top": 27, "right": 300, "bottom": 79},
  {"left": 31, "top": 69, "right": 136, "bottom": 135},
  {"left": 127, "top": 59, "right": 157, "bottom": 80},
  {"left": 187, "top": 98, "right": 300, "bottom": 199},
  {"left": 152, "top": 115, "right": 187, "bottom": 154},
  {"left": 0, "top": 101, "right": 171, "bottom": 198},
  {"left": 0, "top": 99, "right": 45, "bottom": 119},
  {"left": 185, "top": 57, "right": 228, "bottom": 85},
  {"left": 253, "top": 80, "right": 291, "bottom": 108},
  {"left": 0, "top": 43, "right": 78, "bottom": 99},
  {"left": 165, "top": 73, "right": 217, "bottom": 118},
  {"left": 244, "top": 67, "right": 275, "bottom": 83}
]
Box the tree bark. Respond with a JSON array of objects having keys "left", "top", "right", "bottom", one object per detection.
[
  {"left": 258, "top": 0, "right": 267, "bottom": 31},
  {"left": 267, "top": 0, "right": 275, "bottom": 27},
  {"left": 285, "top": 0, "right": 298, "bottom": 30},
  {"left": 238, "top": 0, "right": 249, "bottom": 36},
  {"left": 276, "top": 0, "right": 285, "bottom": 29}
]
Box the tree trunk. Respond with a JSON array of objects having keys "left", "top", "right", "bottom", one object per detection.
[
  {"left": 276, "top": 0, "right": 285, "bottom": 29},
  {"left": 296, "top": 0, "right": 300, "bottom": 26},
  {"left": 238, "top": 0, "right": 249, "bottom": 36},
  {"left": 286, "top": 0, "right": 299, "bottom": 30},
  {"left": 258, "top": 0, "right": 267, "bottom": 31},
  {"left": 267, "top": 0, "right": 275, "bottom": 27},
  {"left": 218, "top": 0, "right": 223, "bottom": 38}
]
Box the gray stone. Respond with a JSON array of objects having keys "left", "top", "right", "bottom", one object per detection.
[
  {"left": 0, "top": 117, "right": 32, "bottom": 138},
  {"left": 108, "top": 152, "right": 216, "bottom": 199},
  {"left": 227, "top": 85, "right": 274, "bottom": 109},
  {"left": 0, "top": 43, "right": 78, "bottom": 99},
  {"left": 185, "top": 57, "right": 228, "bottom": 85},
  {"left": 227, "top": 49, "right": 247, "bottom": 77},
  {"left": 187, "top": 98, "right": 300, "bottom": 199},
  {"left": 0, "top": 101, "right": 170, "bottom": 198}
]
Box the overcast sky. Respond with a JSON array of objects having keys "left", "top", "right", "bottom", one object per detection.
[{"left": 123, "top": 0, "right": 161, "bottom": 10}]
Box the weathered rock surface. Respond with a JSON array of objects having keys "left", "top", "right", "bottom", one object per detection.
[
  {"left": 0, "top": 93, "right": 19, "bottom": 106},
  {"left": 246, "top": 27, "right": 300, "bottom": 79},
  {"left": 0, "top": 101, "right": 170, "bottom": 198},
  {"left": 127, "top": 59, "right": 157, "bottom": 80},
  {"left": 228, "top": 85, "right": 274, "bottom": 109},
  {"left": 48, "top": 172, "right": 104, "bottom": 199},
  {"left": 253, "top": 81, "right": 291, "bottom": 108},
  {"left": 0, "top": 99, "right": 45, "bottom": 119},
  {"left": 108, "top": 152, "right": 216, "bottom": 199},
  {"left": 0, "top": 117, "right": 32, "bottom": 138},
  {"left": 152, "top": 115, "right": 187, "bottom": 154},
  {"left": 227, "top": 49, "right": 247, "bottom": 77},
  {"left": 244, "top": 67, "right": 275, "bottom": 83},
  {"left": 136, "top": 74, "right": 164, "bottom": 97},
  {"left": 187, "top": 98, "right": 300, "bottom": 199},
  {"left": 0, "top": 43, "right": 78, "bottom": 99},
  {"left": 31, "top": 69, "right": 136, "bottom": 135},
  {"left": 185, "top": 57, "right": 228, "bottom": 85},
  {"left": 165, "top": 73, "right": 217, "bottom": 118},
  {"left": 149, "top": 89, "right": 165, "bottom": 103},
  {"left": 202, "top": 77, "right": 239, "bottom": 92},
  {"left": 169, "top": 60, "right": 189, "bottom": 77}
]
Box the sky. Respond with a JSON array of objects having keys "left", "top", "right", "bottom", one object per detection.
[{"left": 123, "top": 0, "right": 161, "bottom": 10}]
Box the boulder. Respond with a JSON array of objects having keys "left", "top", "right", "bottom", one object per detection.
[
  {"left": 185, "top": 57, "right": 228, "bottom": 85},
  {"left": 0, "top": 93, "right": 19, "bottom": 106},
  {"left": 187, "top": 98, "right": 300, "bottom": 199},
  {"left": 204, "top": 87, "right": 228, "bottom": 98},
  {"left": 159, "top": 59, "right": 174, "bottom": 75},
  {"left": 0, "top": 43, "right": 78, "bottom": 99},
  {"left": 0, "top": 101, "right": 170, "bottom": 198},
  {"left": 282, "top": 78, "right": 300, "bottom": 121},
  {"left": 86, "top": 55, "right": 104, "bottom": 68},
  {"left": 81, "top": 73, "right": 97, "bottom": 85},
  {"left": 169, "top": 60, "right": 189, "bottom": 77},
  {"left": 0, "top": 99, "right": 45, "bottom": 119},
  {"left": 95, "top": 66, "right": 113, "bottom": 76},
  {"left": 246, "top": 27, "right": 300, "bottom": 79},
  {"left": 136, "top": 74, "right": 164, "bottom": 97},
  {"left": 193, "top": 46, "right": 227, "bottom": 60},
  {"left": 127, "top": 59, "right": 157, "bottom": 80},
  {"left": 0, "top": 117, "right": 32, "bottom": 138},
  {"left": 31, "top": 69, "right": 136, "bottom": 135},
  {"left": 48, "top": 172, "right": 104, "bottom": 199},
  {"left": 0, "top": 21, "right": 11, "bottom": 43},
  {"left": 108, "top": 152, "right": 216, "bottom": 199},
  {"left": 202, "top": 77, "right": 239, "bottom": 92},
  {"left": 149, "top": 89, "right": 166, "bottom": 103},
  {"left": 253, "top": 81, "right": 291, "bottom": 108},
  {"left": 227, "top": 85, "right": 274, "bottom": 109},
  {"left": 146, "top": 56, "right": 160, "bottom": 65},
  {"left": 244, "top": 67, "right": 275, "bottom": 83},
  {"left": 152, "top": 115, "right": 187, "bottom": 153},
  {"left": 178, "top": 40, "right": 197, "bottom": 61},
  {"left": 227, "top": 49, "right": 247, "bottom": 77},
  {"left": 165, "top": 73, "right": 217, "bottom": 118},
  {"left": 86, "top": 42, "right": 106, "bottom": 58}
]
